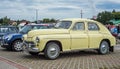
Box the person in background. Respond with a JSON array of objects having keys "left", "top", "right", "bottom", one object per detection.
[{"left": 110, "top": 25, "right": 118, "bottom": 37}]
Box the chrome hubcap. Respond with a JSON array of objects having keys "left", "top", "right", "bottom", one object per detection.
[
  {"left": 48, "top": 45, "right": 58, "bottom": 58},
  {"left": 101, "top": 45, "right": 107, "bottom": 52},
  {"left": 49, "top": 47, "right": 57, "bottom": 56},
  {"left": 14, "top": 42, "right": 22, "bottom": 51},
  {"left": 101, "top": 42, "right": 108, "bottom": 54}
]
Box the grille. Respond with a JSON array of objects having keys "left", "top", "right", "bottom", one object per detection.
[{"left": 25, "top": 41, "right": 36, "bottom": 47}]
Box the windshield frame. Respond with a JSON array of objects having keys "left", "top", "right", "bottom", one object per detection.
[{"left": 19, "top": 25, "right": 32, "bottom": 34}]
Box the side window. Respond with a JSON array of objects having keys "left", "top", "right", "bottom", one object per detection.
[
  {"left": 9, "top": 27, "right": 17, "bottom": 32},
  {"left": 73, "top": 22, "right": 84, "bottom": 30},
  {"left": 1, "top": 28, "right": 8, "bottom": 33},
  {"left": 88, "top": 23, "right": 99, "bottom": 31}
]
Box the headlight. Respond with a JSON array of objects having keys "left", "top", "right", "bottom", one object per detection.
[{"left": 35, "top": 37, "right": 40, "bottom": 43}]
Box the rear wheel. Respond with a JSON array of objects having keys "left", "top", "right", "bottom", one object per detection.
[
  {"left": 44, "top": 42, "right": 60, "bottom": 60},
  {"left": 98, "top": 41, "right": 109, "bottom": 54},
  {"left": 12, "top": 40, "right": 23, "bottom": 52}
]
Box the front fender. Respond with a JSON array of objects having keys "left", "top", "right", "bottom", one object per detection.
[
  {"left": 5, "top": 35, "right": 23, "bottom": 44},
  {"left": 36, "top": 34, "right": 71, "bottom": 52}
]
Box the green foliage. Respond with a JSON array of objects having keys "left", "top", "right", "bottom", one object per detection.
[
  {"left": 112, "top": 12, "right": 120, "bottom": 20},
  {"left": 0, "top": 19, "right": 3, "bottom": 25},
  {"left": 50, "top": 18, "right": 56, "bottom": 23},
  {"left": 42, "top": 18, "right": 56, "bottom": 23},
  {"left": 96, "top": 10, "right": 120, "bottom": 25},
  {"left": 43, "top": 18, "right": 50, "bottom": 23},
  {"left": 96, "top": 11, "right": 113, "bottom": 24},
  {"left": 112, "top": 9, "right": 116, "bottom": 13},
  {"left": 0, "top": 16, "right": 10, "bottom": 25}
]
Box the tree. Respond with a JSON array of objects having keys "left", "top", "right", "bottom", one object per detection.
[
  {"left": 50, "top": 18, "right": 56, "bottom": 23},
  {"left": 112, "top": 12, "right": 120, "bottom": 20},
  {"left": 112, "top": 9, "right": 116, "bottom": 13},
  {"left": 0, "top": 19, "right": 3, "bottom": 25},
  {"left": 96, "top": 11, "right": 113, "bottom": 24},
  {"left": 43, "top": 18, "right": 50, "bottom": 23},
  {"left": 0, "top": 16, "right": 10, "bottom": 25}
]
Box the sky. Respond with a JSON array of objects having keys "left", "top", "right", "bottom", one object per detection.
[{"left": 0, "top": 0, "right": 120, "bottom": 21}]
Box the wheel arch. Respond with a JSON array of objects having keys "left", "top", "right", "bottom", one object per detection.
[
  {"left": 100, "top": 39, "right": 115, "bottom": 52},
  {"left": 11, "top": 38, "right": 22, "bottom": 45},
  {"left": 43, "top": 40, "right": 63, "bottom": 52},
  {"left": 101, "top": 39, "right": 111, "bottom": 47}
]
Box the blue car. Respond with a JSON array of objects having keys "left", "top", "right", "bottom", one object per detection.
[
  {"left": 0, "top": 26, "right": 19, "bottom": 49},
  {"left": 1, "top": 24, "right": 53, "bottom": 51}
]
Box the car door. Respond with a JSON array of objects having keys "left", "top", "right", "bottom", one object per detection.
[
  {"left": 70, "top": 22, "right": 88, "bottom": 50},
  {"left": 87, "top": 22, "right": 103, "bottom": 48}
]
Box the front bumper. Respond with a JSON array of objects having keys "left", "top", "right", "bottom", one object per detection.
[
  {"left": 0, "top": 40, "right": 9, "bottom": 48},
  {"left": 23, "top": 41, "right": 40, "bottom": 53}
]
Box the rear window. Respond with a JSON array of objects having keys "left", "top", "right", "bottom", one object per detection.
[
  {"left": 0, "top": 27, "right": 17, "bottom": 33},
  {"left": 88, "top": 23, "right": 99, "bottom": 31}
]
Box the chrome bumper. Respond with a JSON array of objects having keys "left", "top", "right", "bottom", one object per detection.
[{"left": 22, "top": 41, "right": 40, "bottom": 53}]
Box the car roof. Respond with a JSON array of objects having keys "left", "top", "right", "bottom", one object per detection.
[
  {"left": 0, "top": 26, "right": 17, "bottom": 28},
  {"left": 26, "top": 23, "right": 51, "bottom": 26},
  {"left": 62, "top": 18, "right": 97, "bottom": 22}
]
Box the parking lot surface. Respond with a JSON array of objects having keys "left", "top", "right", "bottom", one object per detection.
[{"left": 0, "top": 45, "right": 120, "bottom": 69}]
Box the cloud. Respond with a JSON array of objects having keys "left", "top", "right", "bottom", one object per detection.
[
  {"left": 0, "top": 0, "right": 120, "bottom": 21},
  {"left": 96, "top": 1, "right": 120, "bottom": 9}
]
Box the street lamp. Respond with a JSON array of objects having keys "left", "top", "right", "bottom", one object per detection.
[{"left": 36, "top": 9, "right": 38, "bottom": 23}]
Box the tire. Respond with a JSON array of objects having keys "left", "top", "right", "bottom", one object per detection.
[
  {"left": 44, "top": 42, "right": 60, "bottom": 60},
  {"left": 29, "top": 52, "right": 39, "bottom": 55},
  {"left": 12, "top": 40, "right": 23, "bottom": 52},
  {"left": 98, "top": 41, "right": 109, "bottom": 54}
]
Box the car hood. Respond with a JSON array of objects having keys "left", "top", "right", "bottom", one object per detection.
[
  {"left": 3, "top": 33, "right": 23, "bottom": 39},
  {"left": 9, "top": 33, "right": 22, "bottom": 36},
  {"left": 27, "top": 29, "right": 69, "bottom": 37},
  {"left": 0, "top": 32, "right": 20, "bottom": 36}
]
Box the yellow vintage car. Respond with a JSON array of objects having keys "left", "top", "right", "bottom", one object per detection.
[{"left": 23, "top": 18, "right": 116, "bottom": 60}]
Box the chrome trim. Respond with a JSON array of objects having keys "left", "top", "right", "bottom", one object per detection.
[{"left": 23, "top": 41, "right": 39, "bottom": 53}]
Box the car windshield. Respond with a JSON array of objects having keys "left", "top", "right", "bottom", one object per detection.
[
  {"left": 54, "top": 21, "right": 72, "bottom": 29},
  {"left": 19, "top": 25, "right": 49, "bottom": 34},
  {"left": 0, "top": 27, "right": 17, "bottom": 33}
]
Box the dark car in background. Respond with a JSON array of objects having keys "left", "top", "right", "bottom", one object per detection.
[
  {"left": 19, "top": 23, "right": 53, "bottom": 34},
  {"left": 1, "top": 24, "right": 53, "bottom": 51}
]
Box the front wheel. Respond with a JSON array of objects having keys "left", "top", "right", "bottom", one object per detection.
[
  {"left": 12, "top": 40, "right": 23, "bottom": 52},
  {"left": 44, "top": 42, "right": 60, "bottom": 60},
  {"left": 98, "top": 41, "right": 109, "bottom": 54}
]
